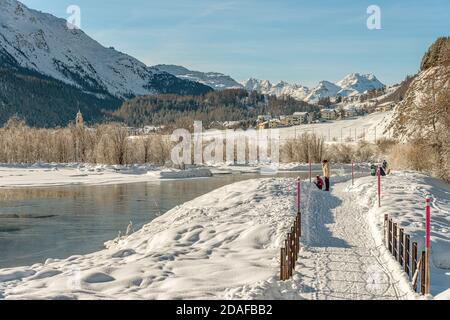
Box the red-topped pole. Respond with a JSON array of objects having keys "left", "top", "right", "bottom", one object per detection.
[
  {"left": 297, "top": 177, "right": 301, "bottom": 213},
  {"left": 378, "top": 166, "right": 381, "bottom": 207},
  {"left": 425, "top": 196, "right": 431, "bottom": 295}
]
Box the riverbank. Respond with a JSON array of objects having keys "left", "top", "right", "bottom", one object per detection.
[
  {"left": 1, "top": 171, "right": 448, "bottom": 300},
  {"left": 0, "top": 163, "right": 216, "bottom": 188},
  {"left": 0, "top": 162, "right": 362, "bottom": 188}
]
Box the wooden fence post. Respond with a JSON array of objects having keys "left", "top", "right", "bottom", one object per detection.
[
  {"left": 280, "top": 248, "right": 286, "bottom": 281},
  {"left": 291, "top": 227, "right": 296, "bottom": 265},
  {"left": 285, "top": 238, "right": 290, "bottom": 279},
  {"left": 412, "top": 253, "right": 421, "bottom": 292},
  {"left": 420, "top": 251, "right": 426, "bottom": 295},
  {"left": 292, "top": 236, "right": 296, "bottom": 271},
  {"left": 384, "top": 214, "right": 389, "bottom": 245},
  {"left": 388, "top": 218, "right": 393, "bottom": 254},
  {"left": 293, "top": 220, "right": 297, "bottom": 261},
  {"left": 405, "top": 235, "right": 411, "bottom": 277},
  {"left": 399, "top": 228, "right": 404, "bottom": 267},
  {"left": 287, "top": 234, "right": 290, "bottom": 277},
  {"left": 298, "top": 212, "right": 302, "bottom": 238},
  {"left": 393, "top": 223, "right": 398, "bottom": 259},
  {"left": 412, "top": 242, "right": 418, "bottom": 283}
]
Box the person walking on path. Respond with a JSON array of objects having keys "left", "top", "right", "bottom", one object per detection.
[{"left": 322, "top": 160, "right": 331, "bottom": 191}]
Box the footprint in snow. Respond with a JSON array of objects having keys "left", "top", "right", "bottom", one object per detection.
[
  {"left": 83, "top": 272, "right": 115, "bottom": 283},
  {"left": 111, "top": 249, "right": 136, "bottom": 258}
]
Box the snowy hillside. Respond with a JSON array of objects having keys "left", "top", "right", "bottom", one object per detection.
[
  {"left": 242, "top": 74, "right": 385, "bottom": 103},
  {"left": 277, "top": 111, "right": 394, "bottom": 143},
  {"left": 0, "top": 0, "right": 211, "bottom": 99},
  {"left": 154, "top": 64, "right": 242, "bottom": 90}
]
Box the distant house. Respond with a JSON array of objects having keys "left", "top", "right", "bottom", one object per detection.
[
  {"left": 257, "top": 121, "right": 269, "bottom": 130},
  {"left": 269, "top": 119, "right": 281, "bottom": 128},
  {"left": 376, "top": 102, "right": 395, "bottom": 112},
  {"left": 292, "top": 112, "right": 311, "bottom": 124},
  {"left": 277, "top": 115, "right": 292, "bottom": 126},
  {"left": 345, "top": 108, "right": 358, "bottom": 118},
  {"left": 320, "top": 109, "right": 338, "bottom": 120},
  {"left": 257, "top": 114, "right": 272, "bottom": 124},
  {"left": 223, "top": 121, "right": 241, "bottom": 129}
]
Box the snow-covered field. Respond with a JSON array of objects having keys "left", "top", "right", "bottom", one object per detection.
[
  {"left": 196, "top": 111, "right": 392, "bottom": 144},
  {"left": 277, "top": 111, "right": 393, "bottom": 143},
  {"left": 0, "top": 170, "right": 448, "bottom": 300}
]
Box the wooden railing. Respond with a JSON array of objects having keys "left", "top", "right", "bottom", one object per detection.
[
  {"left": 384, "top": 214, "right": 426, "bottom": 295},
  {"left": 280, "top": 213, "right": 301, "bottom": 281}
]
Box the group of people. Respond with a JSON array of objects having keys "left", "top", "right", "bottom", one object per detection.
[
  {"left": 312, "top": 160, "right": 390, "bottom": 192},
  {"left": 314, "top": 160, "right": 331, "bottom": 192},
  {"left": 370, "top": 160, "right": 390, "bottom": 176}
]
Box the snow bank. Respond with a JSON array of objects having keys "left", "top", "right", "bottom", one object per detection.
[
  {"left": 0, "top": 164, "right": 216, "bottom": 188},
  {"left": 347, "top": 171, "right": 450, "bottom": 298},
  {"left": 0, "top": 178, "right": 300, "bottom": 300}
]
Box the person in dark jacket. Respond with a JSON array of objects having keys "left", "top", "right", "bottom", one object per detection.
[{"left": 370, "top": 164, "right": 377, "bottom": 176}]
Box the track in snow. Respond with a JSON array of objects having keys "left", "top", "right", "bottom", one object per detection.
[{"left": 295, "top": 179, "right": 409, "bottom": 300}]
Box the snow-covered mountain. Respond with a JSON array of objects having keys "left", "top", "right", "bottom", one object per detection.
[
  {"left": 241, "top": 73, "right": 385, "bottom": 103},
  {"left": 154, "top": 64, "right": 242, "bottom": 90},
  {"left": 0, "top": 0, "right": 211, "bottom": 99},
  {"left": 241, "top": 78, "right": 310, "bottom": 101},
  {"left": 335, "top": 73, "right": 385, "bottom": 97},
  {"left": 305, "top": 81, "right": 341, "bottom": 102}
]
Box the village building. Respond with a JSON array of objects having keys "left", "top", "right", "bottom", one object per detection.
[
  {"left": 320, "top": 108, "right": 338, "bottom": 120},
  {"left": 257, "top": 114, "right": 272, "bottom": 124},
  {"left": 292, "top": 112, "right": 312, "bottom": 124}
]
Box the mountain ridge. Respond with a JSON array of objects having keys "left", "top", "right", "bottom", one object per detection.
[
  {"left": 241, "top": 73, "right": 385, "bottom": 103},
  {"left": 0, "top": 0, "right": 212, "bottom": 99},
  {"left": 153, "top": 64, "right": 242, "bottom": 90}
]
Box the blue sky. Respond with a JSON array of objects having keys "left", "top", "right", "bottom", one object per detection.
[{"left": 20, "top": 0, "right": 450, "bottom": 86}]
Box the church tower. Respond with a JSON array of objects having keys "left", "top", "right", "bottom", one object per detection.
[{"left": 76, "top": 110, "right": 84, "bottom": 128}]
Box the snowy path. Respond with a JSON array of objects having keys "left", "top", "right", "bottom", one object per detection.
[{"left": 296, "top": 179, "right": 410, "bottom": 300}]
